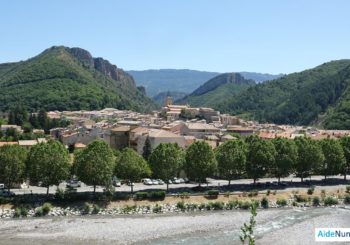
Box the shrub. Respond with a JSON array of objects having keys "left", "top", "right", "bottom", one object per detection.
[
  {"left": 307, "top": 186, "right": 315, "bottom": 195},
  {"left": 92, "top": 204, "right": 100, "bottom": 214},
  {"left": 148, "top": 191, "right": 166, "bottom": 200},
  {"left": 248, "top": 190, "right": 259, "bottom": 197},
  {"left": 344, "top": 194, "right": 350, "bottom": 204},
  {"left": 35, "top": 207, "right": 44, "bottom": 217},
  {"left": 206, "top": 202, "right": 213, "bottom": 210},
  {"left": 55, "top": 188, "right": 65, "bottom": 201},
  {"left": 83, "top": 202, "right": 90, "bottom": 214},
  {"left": 212, "top": 201, "right": 224, "bottom": 210},
  {"left": 239, "top": 201, "right": 251, "bottom": 210},
  {"left": 324, "top": 196, "right": 338, "bottom": 206},
  {"left": 292, "top": 201, "right": 297, "bottom": 207},
  {"left": 20, "top": 206, "right": 28, "bottom": 217},
  {"left": 180, "top": 192, "right": 190, "bottom": 199},
  {"left": 176, "top": 201, "right": 186, "bottom": 211},
  {"left": 261, "top": 197, "right": 269, "bottom": 208},
  {"left": 42, "top": 203, "right": 52, "bottom": 215},
  {"left": 199, "top": 203, "right": 206, "bottom": 210},
  {"left": 312, "top": 196, "right": 320, "bottom": 206},
  {"left": 346, "top": 186, "right": 350, "bottom": 193},
  {"left": 295, "top": 195, "right": 307, "bottom": 203},
  {"left": 321, "top": 189, "right": 326, "bottom": 195},
  {"left": 186, "top": 203, "right": 198, "bottom": 211},
  {"left": 14, "top": 208, "right": 21, "bottom": 218},
  {"left": 242, "top": 192, "right": 247, "bottom": 197},
  {"left": 122, "top": 205, "right": 137, "bottom": 213},
  {"left": 207, "top": 190, "right": 219, "bottom": 197},
  {"left": 135, "top": 192, "right": 148, "bottom": 200},
  {"left": 152, "top": 204, "right": 162, "bottom": 213},
  {"left": 272, "top": 190, "right": 277, "bottom": 195},
  {"left": 266, "top": 189, "right": 271, "bottom": 196},
  {"left": 227, "top": 200, "right": 238, "bottom": 210},
  {"left": 276, "top": 198, "right": 287, "bottom": 207},
  {"left": 224, "top": 191, "right": 230, "bottom": 197}
]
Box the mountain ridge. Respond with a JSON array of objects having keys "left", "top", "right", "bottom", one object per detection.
[{"left": 0, "top": 46, "right": 157, "bottom": 112}]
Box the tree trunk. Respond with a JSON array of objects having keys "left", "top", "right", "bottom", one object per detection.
[
  {"left": 131, "top": 184, "right": 134, "bottom": 194},
  {"left": 301, "top": 174, "right": 303, "bottom": 183},
  {"left": 228, "top": 179, "right": 231, "bottom": 186},
  {"left": 253, "top": 178, "right": 256, "bottom": 185},
  {"left": 47, "top": 186, "right": 49, "bottom": 196},
  {"left": 344, "top": 173, "right": 347, "bottom": 181},
  {"left": 93, "top": 185, "right": 96, "bottom": 194},
  {"left": 324, "top": 174, "right": 327, "bottom": 180},
  {"left": 166, "top": 183, "right": 169, "bottom": 193},
  {"left": 278, "top": 176, "right": 281, "bottom": 184}
]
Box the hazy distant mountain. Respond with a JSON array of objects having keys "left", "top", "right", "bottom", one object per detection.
[
  {"left": 152, "top": 91, "right": 188, "bottom": 106},
  {"left": 127, "top": 69, "right": 219, "bottom": 96},
  {"left": 0, "top": 46, "right": 157, "bottom": 112},
  {"left": 239, "top": 72, "right": 283, "bottom": 83},
  {"left": 128, "top": 69, "right": 282, "bottom": 96},
  {"left": 178, "top": 73, "right": 255, "bottom": 108}
]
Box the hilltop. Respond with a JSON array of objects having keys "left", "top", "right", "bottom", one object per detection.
[
  {"left": 0, "top": 46, "right": 157, "bottom": 112},
  {"left": 128, "top": 69, "right": 280, "bottom": 96},
  {"left": 178, "top": 73, "right": 255, "bottom": 108},
  {"left": 218, "top": 60, "right": 350, "bottom": 129}
]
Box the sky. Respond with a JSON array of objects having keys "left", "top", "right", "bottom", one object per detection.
[{"left": 1, "top": 0, "right": 350, "bottom": 74}]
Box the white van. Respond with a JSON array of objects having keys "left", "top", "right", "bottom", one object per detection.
[{"left": 0, "top": 184, "right": 4, "bottom": 190}]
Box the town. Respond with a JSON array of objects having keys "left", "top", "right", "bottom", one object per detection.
[{"left": 2, "top": 96, "right": 349, "bottom": 153}]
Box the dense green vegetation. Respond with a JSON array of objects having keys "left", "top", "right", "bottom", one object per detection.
[
  {"left": 1, "top": 136, "right": 350, "bottom": 196},
  {"left": 152, "top": 91, "right": 188, "bottom": 106},
  {"left": 218, "top": 60, "right": 350, "bottom": 129},
  {"left": 0, "top": 46, "right": 157, "bottom": 112},
  {"left": 179, "top": 73, "right": 255, "bottom": 108}
]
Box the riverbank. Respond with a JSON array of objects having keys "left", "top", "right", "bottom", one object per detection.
[
  {"left": 0, "top": 207, "right": 349, "bottom": 245},
  {"left": 1, "top": 186, "right": 350, "bottom": 219}
]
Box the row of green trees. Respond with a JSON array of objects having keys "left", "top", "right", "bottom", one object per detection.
[
  {"left": 6, "top": 105, "right": 70, "bottom": 133},
  {"left": 1, "top": 136, "right": 349, "bottom": 195}
]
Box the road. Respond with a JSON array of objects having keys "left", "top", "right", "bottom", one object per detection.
[{"left": 7, "top": 174, "right": 350, "bottom": 195}]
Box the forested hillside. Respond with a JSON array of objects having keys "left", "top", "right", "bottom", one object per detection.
[
  {"left": 178, "top": 73, "right": 255, "bottom": 108},
  {"left": 218, "top": 60, "right": 350, "bottom": 129},
  {"left": 0, "top": 46, "right": 157, "bottom": 112}
]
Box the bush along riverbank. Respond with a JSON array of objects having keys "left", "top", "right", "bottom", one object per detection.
[{"left": 1, "top": 189, "right": 350, "bottom": 219}]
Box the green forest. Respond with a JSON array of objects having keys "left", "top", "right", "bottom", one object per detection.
[{"left": 0, "top": 46, "right": 157, "bottom": 113}]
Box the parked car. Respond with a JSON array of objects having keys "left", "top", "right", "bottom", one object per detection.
[
  {"left": 151, "top": 179, "right": 159, "bottom": 185},
  {"left": 127, "top": 182, "right": 134, "bottom": 186},
  {"left": 0, "top": 183, "right": 4, "bottom": 190},
  {"left": 66, "top": 180, "right": 82, "bottom": 188},
  {"left": 143, "top": 178, "right": 153, "bottom": 185},
  {"left": 183, "top": 178, "right": 189, "bottom": 183},
  {"left": 166, "top": 179, "right": 173, "bottom": 184},
  {"left": 113, "top": 179, "right": 121, "bottom": 187},
  {"left": 157, "top": 179, "right": 165, "bottom": 185},
  {"left": 172, "top": 178, "right": 181, "bottom": 184},
  {"left": 178, "top": 178, "right": 185, "bottom": 184},
  {"left": 0, "top": 190, "right": 15, "bottom": 197}
]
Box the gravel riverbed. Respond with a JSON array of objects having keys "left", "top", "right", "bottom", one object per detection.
[{"left": 0, "top": 207, "right": 349, "bottom": 245}]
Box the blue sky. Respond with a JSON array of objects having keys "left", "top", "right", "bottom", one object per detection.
[{"left": 1, "top": 0, "right": 349, "bottom": 74}]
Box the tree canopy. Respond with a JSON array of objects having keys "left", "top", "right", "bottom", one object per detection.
[
  {"left": 215, "top": 139, "right": 247, "bottom": 185},
  {"left": 115, "top": 148, "right": 151, "bottom": 193},
  {"left": 148, "top": 143, "right": 184, "bottom": 191},
  {"left": 26, "top": 140, "right": 70, "bottom": 194},
  {"left": 185, "top": 141, "right": 217, "bottom": 184},
  {"left": 0, "top": 144, "right": 27, "bottom": 191},
  {"left": 74, "top": 140, "right": 115, "bottom": 193},
  {"left": 245, "top": 135, "right": 276, "bottom": 184}
]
